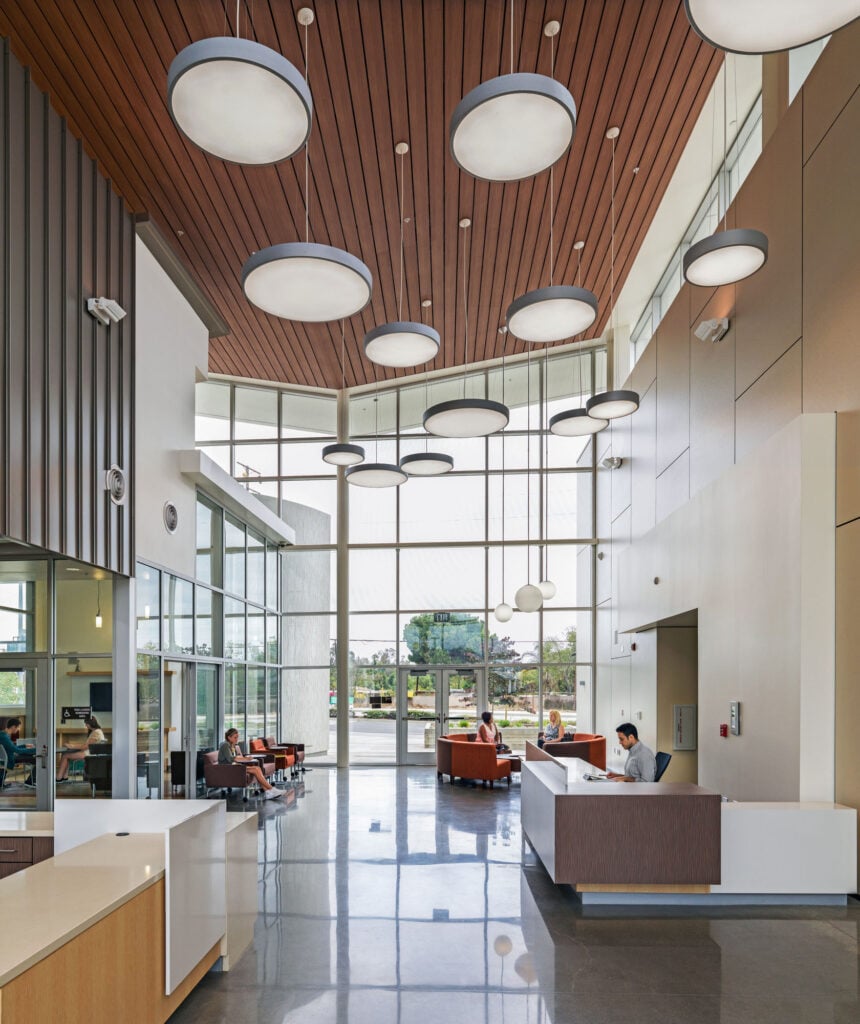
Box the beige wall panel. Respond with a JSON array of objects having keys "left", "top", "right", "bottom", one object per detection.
[
  {"left": 631, "top": 335, "right": 656, "bottom": 395},
  {"left": 690, "top": 289, "right": 736, "bottom": 497},
  {"left": 735, "top": 100, "right": 802, "bottom": 396},
  {"left": 836, "top": 411, "right": 860, "bottom": 526},
  {"left": 690, "top": 281, "right": 717, "bottom": 327},
  {"left": 656, "top": 627, "right": 699, "bottom": 784},
  {"left": 595, "top": 601, "right": 613, "bottom": 744},
  {"left": 611, "top": 507, "right": 632, "bottom": 659},
  {"left": 835, "top": 518, "right": 860, "bottom": 873},
  {"left": 656, "top": 290, "right": 691, "bottom": 476},
  {"left": 735, "top": 341, "right": 802, "bottom": 463},
  {"left": 608, "top": 657, "right": 632, "bottom": 771},
  {"left": 631, "top": 383, "right": 657, "bottom": 543},
  {"left": 629, "top": 628, "right": 658, "bottom": 752},
  {"left": 801, "top": 19, "right": 860, "bottom": 162},
  {"left": 656, "top": 449, "right": 690, "bottom": 525},
  {"left": 610, "top": 414, "right": 632, "bottom": 522},
  {"left": 802, "top": 87, "right": 860, "bottom": 414},
  {"left": 595, "top": 453, "right": 612, "bottom": 604}
]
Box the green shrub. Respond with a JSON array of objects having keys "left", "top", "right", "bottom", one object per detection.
[
  {"left": 498, "top": 719, "right": 511, "bottom": 728},
  {"left": 458, "top": 720, "right": 470, "bottom": 728}
]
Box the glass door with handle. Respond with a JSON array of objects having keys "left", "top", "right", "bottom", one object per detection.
[
  {"left": 397, "top": 667, "right": 445, "bottom": 764},
  {"left": 0, "top": 658, "right": 52, "bottom": 810}
]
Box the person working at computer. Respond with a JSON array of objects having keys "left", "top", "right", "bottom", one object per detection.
[
  {"left": 56, "top": 715, "right": 106, "bottom": 783},
  {"left": 219, "top": 729, "right": 283, "bottom": 800},
  {"left": 0, "top": 718, "right": 35, "bottom": 784},
  {"left": 606, "top": 722, "right": 656, "bottom": 782}
]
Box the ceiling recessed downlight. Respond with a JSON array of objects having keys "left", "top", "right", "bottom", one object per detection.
[
  {"left": 684, "top": 0, "right": 860, "bottom": 53},
  {"left": 167, "top": 38, "right": 312, "bottom": 164},
  {"left": 507, "top": 285, "right": 598, "bottom": 343}
]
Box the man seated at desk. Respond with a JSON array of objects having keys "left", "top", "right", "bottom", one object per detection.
[
  {"left": 0, "top": 718, "right": 35, "bottom": 784},
  {"left": 606, "top": 722, "right": 656, "bottom": 783}
]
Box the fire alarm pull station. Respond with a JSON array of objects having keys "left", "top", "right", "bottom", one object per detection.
[{"left": 719, "top": 723, "right": 728, "bottom": 738}]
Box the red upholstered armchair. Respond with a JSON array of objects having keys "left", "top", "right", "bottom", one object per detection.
[
  {"left": 543, "top": 732, "right": 607, "bottom": 770},
  {"left": 255, "top": 737, "right": 295, "bottom": 780},
  {"left": 266, "top": 736, "right": 305, "bottom": 775},
  {"left": 203, "top": 750, "right": 263, "bottom": 802}
]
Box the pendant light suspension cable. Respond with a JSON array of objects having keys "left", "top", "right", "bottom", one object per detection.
[{"left": 303, "top": 14, "right": 310, "bottom": 243}]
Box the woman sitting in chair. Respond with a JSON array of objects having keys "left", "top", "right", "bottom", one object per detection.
[
  {"left": 56, "top": 715, "right": 105, "bottom": 783},
  {"left": 537, "top": 709, "right": 564, "bottom": 748},
  {"left": 218, "top": 729, "right": 283, "bottom": 800},
  {"left": 476, "top": 711, "right": 509, "bottom": 753}
]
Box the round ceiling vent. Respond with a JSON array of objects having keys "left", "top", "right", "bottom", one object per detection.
[
  {"left": 163, "top": 501, "right": 179, "bottom": 535},
  {"left": 104, "top": 464, "right": 127, "bottom": 506}
]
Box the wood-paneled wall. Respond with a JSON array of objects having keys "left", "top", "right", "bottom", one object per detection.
[{"left": 0, "top": 40, "right": 134, "bottom": 575}]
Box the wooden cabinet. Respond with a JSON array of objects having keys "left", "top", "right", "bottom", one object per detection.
[{"left": 0, "top": 836, "right": 53, "bottom": 878}]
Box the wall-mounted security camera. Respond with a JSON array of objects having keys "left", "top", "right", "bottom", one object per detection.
[
  {"left": 694, "top": 317, "right": 730, "bottom": 344},
  {"left": 87, "top": 297, "right": 127, "bottom": 326}
]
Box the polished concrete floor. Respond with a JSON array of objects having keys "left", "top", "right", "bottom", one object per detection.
[{"left": 170, "top": 768, "right": 860, "bottom": 1024}]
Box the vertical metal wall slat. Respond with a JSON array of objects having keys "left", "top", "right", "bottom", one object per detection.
[
  {"left": 92, "top": 171, "right": 108, "bottom": 569},
  {"left": 45, "top": 98, "right": 63, "bottom": 553},
  {"left": 26, "top": 76, "right": 46, "bottom": 548},
  {"left": 77, "top": 150, "right": 94, "bottom": 564},
  {"left": 0, "top": 42, "right": 8, "bottom": 540},
  {"left": 63, "top": 132, "right": 80, "bottom": 556},
  {"left": 123, "top": 212, "right": 135, "bottom": 574}
]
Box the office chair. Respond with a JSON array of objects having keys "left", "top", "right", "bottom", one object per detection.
[{"left": 654, "top": 751, "right": 672, "bottom": 782}]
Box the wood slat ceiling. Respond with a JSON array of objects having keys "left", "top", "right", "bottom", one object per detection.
[{"left": 0, "top": 0, "right": 721, "bottom": 389}]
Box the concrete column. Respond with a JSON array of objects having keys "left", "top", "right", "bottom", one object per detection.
[{"left": 336, "top": 390, "right": 350, "bottom": 768}]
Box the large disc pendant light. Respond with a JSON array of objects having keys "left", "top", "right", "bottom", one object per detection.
[
  {"left": 346, "top": 373, "right": 406, "bottom": 489},
  {"left": 241, "top": 9, "right": 372, "bottom": 322},
  {"left": 365, "top": 143, "right": 440, "bottom": 368},
  {"left": 515, "top": 349, "right": 543, "bottom": 614},
  {"left": 684, "top": 0, "right": 860, "bottom": 54},
  {"left": 507, "top": 22, "right": 598, "bottom": 343},
  {"left": 450, "top": 9, "right": 576, "bottom": 182},
  {"left": 588, "top": 128, "right": 640, "bottom": 423},
  {"left": 321, "top": 321, "right": 365, "bottom": 467},
  {"left": 167, "top": 0, "right": 312, "bottom": 166},
  {"left": 682, "top": 57, "right": 768, "bottom": 288},
  {"left": 424, "top": 220, "right": 510, "bottom": 438}
]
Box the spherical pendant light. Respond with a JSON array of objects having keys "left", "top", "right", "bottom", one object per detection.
[
  {"left": 682, "top": 229, "right": 768, "bottom": 288},
  {"left": 515, "top": 583, "right": 543, "bottom": 613},
  {"left": 538, "top": 579, "right": 557, "bottom": 601},
  {"left": 242, "top": 243, "right": 372, "bottom": 322},
  {"left": 322, "top": 442, "right": 365, "bottom": 467},
  {"left": 549, "top": 408, "right": 608, "bottom": 436},
  {"left": 450, "top": 74, "right": 577, "bottom": 182},
  {"left": 345, "top": 463, "right": 407, "bottom": 488},
  {"left": 684, "top": 0, "right": 860, "bottom": 54},
  {"left": 364, "top": 322, "right": 440, "bottom": 368},
  {"left": 423, "top": 399, "right": 509, "bottom": 438},
  {"left": 400, "top": 452, "right": 455, "bottom": 476},
  {"left": 506, "top": 286, "right": 598, "bottom": 343},
  {"left": 494, "top": 602, "right": 514, "bottom": 623},
  {"left": 586, "top": 391, "right": 640, "bottom": 421},
  {"left": 167, "top": 38, "right": 312, "bottom": 165}
]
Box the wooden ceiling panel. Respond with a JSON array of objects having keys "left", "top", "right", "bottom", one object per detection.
[{"left": 0, "top": 0, "right": 721, "bottom": 388}]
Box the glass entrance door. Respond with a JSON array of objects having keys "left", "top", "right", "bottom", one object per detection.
[
  {"left": 165, "top": 661, "right": 219, "bottom": 797},
  {"left": 0, "top": 658, "right": 51, "bottom": 810},
  {"left": 397, "top": 667, "right": 485, "bottom": 764}
]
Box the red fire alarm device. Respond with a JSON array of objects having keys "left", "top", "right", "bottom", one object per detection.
[{"left": 719, "top": 723, "right": 729, "bottom": 738}]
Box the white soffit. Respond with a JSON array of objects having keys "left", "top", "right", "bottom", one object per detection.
[
  {"left": 614, "top": 56, "right": 762, "bottom": 334},
  {"left": 177, "top": 448, "right": 296, "bottom": 546}
]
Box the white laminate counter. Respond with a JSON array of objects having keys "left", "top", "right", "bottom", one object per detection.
[
  {"left": 0, "top": 833, "right": 165, "bottom": 986},
  {"left": 0, "top": 812, "right": 54, "bottom": 837}
]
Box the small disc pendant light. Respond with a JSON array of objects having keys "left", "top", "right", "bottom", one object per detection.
[
  {"left": 241, "top": 9, "right": 372, "bottom": 322},
  {"left": 450, "top": 7, "right": 576, "bottom": 182},
  {"left": 424, "top": 220, "right": 510, "bottom": 438},
  {"left": 507, "top": 22, "right": 598, "bottom": 343},
  {"left": 322, "top": 321, "right": 365, "bottom": 467},
  {"left": 588, "top": 128, "right": 640, "bottom": 422},
  {"left": 365, "top": 143, "right": 440, "bottom": 368},
  {"left": 682, "top": 57, "right": 768, "bottom": 288},
  {"left": 167, "top": 3, "right": 312, "bottom": 165}
]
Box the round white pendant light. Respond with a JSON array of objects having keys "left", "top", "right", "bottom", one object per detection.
[
  {"left": 682, "top": 229, "right": 768, "bottom": 288},
  {"left": 364, "top": 322, "right": 440, "bottom": 368},
  {"left": 506, "top": 286, "right": 598, "bottom": 343},
  {"left": 322, "top": 442, "right": 365, "bottom": 467},
  {"left": 242, "top": 243, "right": 372, "bottom": 322},
  {"left": 549, "top": 408, "right": 608, "bottom": 436},
  {"left": 450, "top": 73, "right": 576, "bottom": 182},
  {"left": 345, "top": 463, "right": 407, "bottom": 488},
  {"left": 494, "top": 602, "right": 514, "bottom": 623},
  {"left": 423, "top": 399, "right": 509, "bottom": 438},
  {"left": 587, "top": 391, "right": 640, "bottom": 421},
  {"left": 538, "top": 579, "right": 557, "bottom": 601},
  {"left": 400, "top": 452, "right": 454, "bottom": 476},
  {"left": 167, "top": 37, "right": 312, "bottom": 165},
  {"left": 515, "top": 583, "right": 543, "bottom": 613},
  {"left": 684, "top": 0, "right": 860, "bottom": 54}
]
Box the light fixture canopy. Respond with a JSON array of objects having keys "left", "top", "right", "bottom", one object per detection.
[
  {"left": 506, "top": 286, "right": 598, "bottom": 343},
  {"left": 242, "top": 243, "right": 372, "bottom": 322},
  {"left": 167, "top": 37, "right": 312, "bottom": 164},
  {"left": 423, "top": 398, "right": 509, "bottom": 438},
  {"left": 682, "top": 229, "right": 768, "bottom": 287},
  {"left": 322, "top": 442, "right": 365, "bottom": 467},
  {"left": 450, "top": 73, "right": 577, "bottom": 182},
  {"left": 400, "top": 452, "right": 454, "bottom": 476},
  {"left": 364, "top": 322, "right": 440, "bottom": 368},
  {"left": 515, "top": 583, "right": 543, "bottom": 613},
  {"left": 587, "top": 390, "right": 640, "bottom": 420},
  {"left": 549, "top": 408, "right": 608, "bottom": 436},
  {"left": 345, "top": 463, "right": 407, "bottom": 488},
  {"left": 494, "top": 602, "right": 514, "bottom": 623},
  {"left": 684, "top": 0, "right": 860, "bottom": 54}
]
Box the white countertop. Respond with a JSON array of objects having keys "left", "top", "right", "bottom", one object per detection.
[
  {"left": 0, "top": 811, "right": 54, "bottom": 837},
  {"left": 0, "top": 833, "right": 165, "bottom": 986}
]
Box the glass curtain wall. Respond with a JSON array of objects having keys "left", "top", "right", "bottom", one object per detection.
[{"left": 196, "top": 348, "right": 599, "bottom": 764}]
